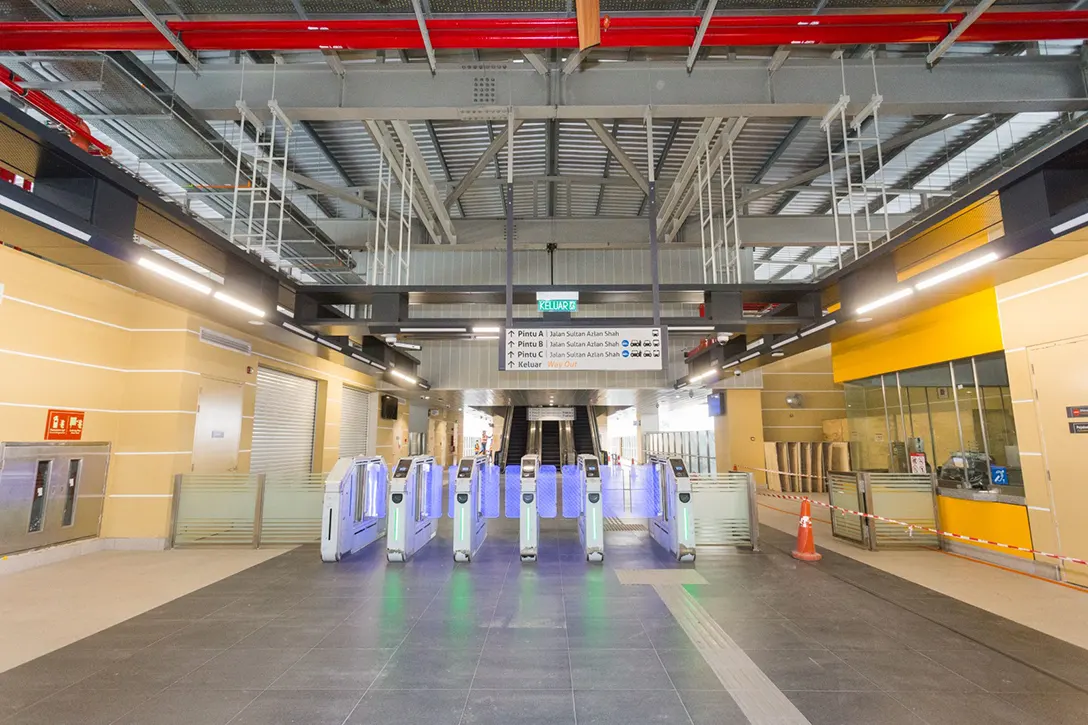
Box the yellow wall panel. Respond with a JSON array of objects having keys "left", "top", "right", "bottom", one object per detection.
[
  {"left": 100, "top": 497, "right": 174, "bottom": 539},
  {"left": 831, "top": 288, "right": 1003, "bottom": 382},
  {"left": 936, "top": 496, "right": 1033, "bottom": 559}
]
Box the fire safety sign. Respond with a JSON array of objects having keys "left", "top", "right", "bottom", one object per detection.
[{"left": 45, "top": 409, "right": 85, "bottom": 441}]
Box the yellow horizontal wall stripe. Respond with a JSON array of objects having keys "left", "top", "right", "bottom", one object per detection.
[{"left": 831, "top": 288, "right": 1003, "bottom": 383}]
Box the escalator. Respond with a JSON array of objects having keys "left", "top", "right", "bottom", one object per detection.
[
  {"left": 540, "top": 420, "right": 561, "bottom": 466},
  {"left": 573, "top": 406, "right": 596, "bottom": 457},
  {"left": 504, "top": 406, "right": 529, "bottom": 467}
]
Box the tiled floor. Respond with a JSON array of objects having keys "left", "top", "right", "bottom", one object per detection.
[{"left": 2, "top": 520, "right": 1087, "bottom": 724}]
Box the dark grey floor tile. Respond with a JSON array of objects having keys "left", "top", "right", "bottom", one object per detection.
[
  {"left": 174, "top": 647, "right": 308, "bottom": 689},
  {"left": 482, "top": 626, "right": 568, "bottom": 650},
  {"left": 998, "top": 692, "right": 1088, "bottom": 725},
  {"left": 720, "top": 620, "right": 825, "bottom": 651},
  {"left": 140, "top": 596, "right": 239, "bottom": 620},
  {"left": 400, "top": 619, "right": 490, "bottom": 650},
  {"left": 0, "top": 647, "right": 135, "bottom": 689},
  {"left": 316, "top": 621, "right": 412, "bottom": 649},
  {"left": 73, "top": 647, "right": 221, "bottom": 691},
  {"left": 229, "top": 689, "right": 362, "bottom": 725},
  {"left": 783, "top": 691, "right": 925, "bottom": 725},
  {"left": 677, "top": 689, "right": 751, "bottom": 724},
  {"left": 744, "top": 649, "right": 879, "bottom": 692},
  {"left": 345, "top": 688, "right": 468, "bottom": 725},
  {"left": 233, "top": 620, "right": 337, "bottom": 649},
  {"left": 370, "top": 646, "right": 481, "bottom": 689},
  {"left": 462, "top": 690, "right": 576, "bottom": 725},
  {"left": 891, "top": 692, "right": 1039, "bottom": 725},
  {"left": 0, "top": 685, "right": 51, "bottom": 719},
  {"left": 795, "top": 619, "right": 912, "bottom": 651},
  {"left": 111, "top": 688, "right": 259, "bottom": 725},
  {"left": 71, "top": 618, "right": 190, "bottom": 650},
  {"left": 574, "top": 689, "right": 692, "bottom": 724},
  {"left": 5, "top": 686, "right": 150, "bottom": 725},
  {"left": 159, "top": 619, "right": 264, "bottom": 648},
  {"left": 642, "top": 622, "right": 700, "bottom": 651},
  {"left": 655, "top": 648, "right": 725, "bottom": 691},
  {"left": 269, "top": 648, "right": 393, "bottom": 690},
  {"left": 472, "top": 648, "right": 572, "bottom": 690},
  {"left": 836, "top": 649, "right": 984, "bottom": 693},
  {"left": 569, "top": 649, "right": 674, "bottom": 690},
  {"left": 920, "top": 648, "right": 1076, "bottom": 693},
  {"left": 566, "top": 620, "right": 653, "bottom": 649}
]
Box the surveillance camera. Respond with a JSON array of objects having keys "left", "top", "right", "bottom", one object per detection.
[{"left": 733, "top": 369, "right": 743, "bottom": 377}]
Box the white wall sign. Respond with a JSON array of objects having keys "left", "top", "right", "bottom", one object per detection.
[
  {"left": 527, "top": 407, "right": 576, "bottom": 421},
  {"left": 503, "top": 327, "right": 663, "bottom": 371}
]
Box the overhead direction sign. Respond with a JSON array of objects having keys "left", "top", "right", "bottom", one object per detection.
[
  {"left": 536, "top": 290, "right": 579, "bottom": 314},
  {"left": 503, "top": 327, "right": 662, "bottom": 371}
]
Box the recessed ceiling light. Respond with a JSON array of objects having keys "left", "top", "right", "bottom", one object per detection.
[
  {"left": 771, "top": 351, "right": 785, "bottom": 357},
  {"left": 857, "top": 317, "right": 873, "bottom": 323}
]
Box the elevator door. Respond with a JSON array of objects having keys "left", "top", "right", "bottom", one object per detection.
[{"left": 0, "top": 442, "right": 110, "bottom": 556}]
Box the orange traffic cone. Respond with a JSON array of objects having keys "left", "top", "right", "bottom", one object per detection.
[{"left": 791, "top": 498, "right": 822, "bottom": 562}]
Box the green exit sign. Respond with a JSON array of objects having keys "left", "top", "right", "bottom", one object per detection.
[{"left": 539, "top": 298, "right": 578, "bottom": 313}]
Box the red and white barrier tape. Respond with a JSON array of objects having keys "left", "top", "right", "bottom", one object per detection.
[{"left": 742, "top": 468, "right": 1088, "bottom": 567}]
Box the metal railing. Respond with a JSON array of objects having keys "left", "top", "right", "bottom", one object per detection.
[
  {"left": 643, "top": 430, "right": 717, "bottom": 474},
  {"left": 171, "top": 471, "right": 327, "bottom": 547}
]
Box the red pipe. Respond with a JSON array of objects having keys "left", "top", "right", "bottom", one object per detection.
[
  {"left": 0, "top": 64, "right": 112, "bottom": 156},
  {"left": 1, "top": 12, "right": 1087, "bottom": 52}
]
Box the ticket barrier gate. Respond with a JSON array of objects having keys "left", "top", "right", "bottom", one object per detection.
[
  {"left": 576, "top": 454, "right": 604, "bottom": 562},
  {"left": 518, "top": 455, "right": 540, "bottom": 561},
  {"left": 647, "top": 455, "right": 696, "bottom": 562},
  {"left": 387, "top": 455, "right": 443, "bottom": 562},
  {"left": 321, "top": 456, "right": 387, "bottom": 562},
  {"left": 449, "top": 455, "right": 500, "bottom": 562}
]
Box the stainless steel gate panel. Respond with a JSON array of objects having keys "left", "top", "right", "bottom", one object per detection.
[{"left": 0, "top": 442, "right": 110, "bottom": 556}]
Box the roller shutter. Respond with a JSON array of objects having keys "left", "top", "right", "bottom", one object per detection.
[
  {"left": 339, "top": 386, "right": 374, "bottom": 458},
  {"left": 251, "top": 366, "right": 317, "bottom": 477}
]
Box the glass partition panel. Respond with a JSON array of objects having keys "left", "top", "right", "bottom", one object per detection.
[{"left": 844, "top": 377, "right": 889, "bottom": 471}]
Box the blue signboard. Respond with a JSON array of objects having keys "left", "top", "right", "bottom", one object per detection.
[{"left": 991, "top": 466, "right": 1008, "bottom": 485}]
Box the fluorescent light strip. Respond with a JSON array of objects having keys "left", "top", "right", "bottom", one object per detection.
[
  {"left": 390, "top": 369, "right": 417, "bottom": 384},
  {"left": 1051, "top": 210, "right": 1088, "bottom": 236},
  {"left": 213, "top": 291, "right": 266, "bottom": 318},
  {"left": 739, "top": 352, "right": 760, "bottom": 363},
  {"left": 317, "top": 338, "right": 342, "bottom": 351},
  {"left": 722, "top": 360, "right": 739, "bottom": 369},
  {"left": 276, "top": 305, "right": 294, "bottom": 318},
  {"left": 474, "top": 335, "right": 498, "bottom": 340},
  {"left": 746, "top": 337, "right": 764, "bottom": 350},
  {"left": 369, "top": 361, "right": 387, "bottom": 371},
  {"left": 282, "top": 321, "right": 315, "bottom": 340},
  {"left": 856, "top": 288, "right": 913, "bottom": 315},
  {"left": 472, "top": 326, "right": 500, "bottom": 333},
  {"left": 393, "top": 341, "right": 422, "bottom": 350},
  {"left": 800, "top": 319, "right": 838, "bottom": 337},
  {"left": 0, "top": 193, "right": 91, "bottom": 242},
  {"left": 689, "top": 368, "right": 716, "bottom": 382},
  {"left": 770, "top": 335, "right": 799, "bottom": 350},
  {"left": 136, "top": 257, "right": 212, "bottom": 295},
  {"left": 401, "top": 327, "right": 467, "bottom": 333},
  {"left": 668, "top": 326, "right": 714, "bottom": 332},
  {"left": 913, "top": 252, "right": 999, "bottom": 291}
]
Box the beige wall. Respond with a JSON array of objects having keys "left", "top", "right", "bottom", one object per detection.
[
  {"left": 714, "top": 389, "right": 766, "bottom": 484},
  {"left": 997, "top": 250, "right": 1088, "bottom": 586},
  {"left": 376, "top": 395, "right": 411, "bottom": 463},
  {"left": 0, "top": 243, "right": 380, "bottom": 542},
  {"left": 761, "top": 345, "right": 846, "bottom": 443}
]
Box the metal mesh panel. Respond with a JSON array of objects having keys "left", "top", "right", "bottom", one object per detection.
[
  {"left": 173, "top": 473, "right": 260, "bottom": 546},
  {"left": 829, "top": 472, "right": 865, "bottom": 544},
  {"left": 504, "top": 465, "right": 521, "bottom": 518},
  {"left": 691, "top": 473, "right": 755, "bottom": 547},
  {"left": 45, "top": 0, "right": 168, "bottom": 16},
  {"left": 868, "top": 473, "right": 938, "bottom": 548},
  {"left": 303, "top": 0, "right": 413, "bottom": 10},
  {"left": 561, "top": 464, "right": 580, "bottom": 518},
  {"left": 430, "top": 0, "right": 565, "bottom": 11},
  {"left": 538, "top": 465, "right": 557, "bottom": 518},
  {"left": 0, "top": 121, "right": 43, "bottom": 178},
  {"left": 0, "top": 0, "right": 62, "bottom": 19},
  {"left": 179, "top": 0, "right": 296, "bottom": 13},
  {"left": 483, "top": 464, "right": 501, "bottom": 518},
  {"left": 260, "top": 473, "right": 325, "bottom": 545}
]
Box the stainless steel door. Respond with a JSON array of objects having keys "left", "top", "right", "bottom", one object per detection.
[{"left": 0, "top": 442, "right": 110, "bottom": 556}]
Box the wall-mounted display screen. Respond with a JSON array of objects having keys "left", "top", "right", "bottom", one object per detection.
[
  {"left": 380, "top": 394, "right": 399, "bottom": 420},
  {"left": 707, "top": 392, "right": 725, "bottom": 417}
]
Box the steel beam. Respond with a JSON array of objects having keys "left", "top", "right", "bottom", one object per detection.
[
  {"left": 364, "top": 119, "right": 441, "bottom": 242},
  {"left": 127, "top": 0, "right": 201, "bottom": 75},
  {"left": 664, "top": 117, "right": 748, "bottom": 244},
  {"left": 585, "top": 119, "right": 650, "bottom": 195},
  {"left": 686, "top": 0, "right": 718, "bottom": 73},
  {"left": 751, "top": 118, "right": 807, "bottom": 183},
  {"left": 657, "top": 117, "right": 722, "bottom": 234},
  {"left": 314, "top": 213, "right": 912, "bottom": 249},
  {"left": 410, "top": 0, "right": 437, "bottom": 74},
  {"left": 148, "top": 57, "right": 1088, "bottom": 121},
  {"left": 927, "top": 0, "right": 1000, "bottom": 68},
  {"left": 519, "top": 50, "right": 550, "bottom": 75},
  {"left": 562, "top": 48, "right": 591, "bottom": 75},
  {"left": 444, "top": 119, "right": 523, "bottom": 209},
  {"left": 390, "top": 119, "right": 457, "bottom": 243}
]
